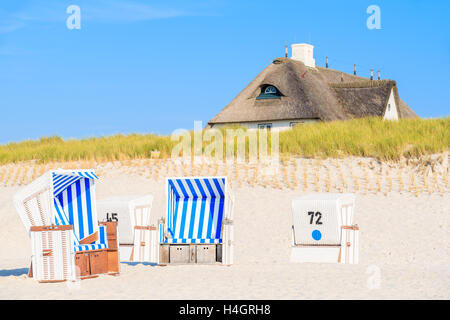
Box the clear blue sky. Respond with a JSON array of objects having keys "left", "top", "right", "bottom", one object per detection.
[{"left": 1, "top": 0, "right": 449, "bottom": 144}]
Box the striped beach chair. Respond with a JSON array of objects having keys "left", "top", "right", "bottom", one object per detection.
[
  {"left": 13, "top": 169, "right": 115, "bottom": 281},
  {"left": 159, "top": 177, "right": 234, "bottom": 265},
  {"left": 52, "top": 171, "right": 108, "bottom": 253}
]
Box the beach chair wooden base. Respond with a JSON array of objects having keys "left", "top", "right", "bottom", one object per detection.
[
  {"left": 99, "top": 221, "right": 120, "bottom": 274},
  {"left": 75, "top": 249, "right": 108, "bottom": 278},
  {"left": 161, "top": 244, "right": 222, "bottom": 265}
]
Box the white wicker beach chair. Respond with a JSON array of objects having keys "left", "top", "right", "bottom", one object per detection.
[
  {"left": 159, "top": 177, "right": 234, "bottom": 265},
  {"left": 129, "top": 197, "right": 158, "bottom": 263},
  {"left": 290, "top": 193, "right": 359, "bottom": 264}
]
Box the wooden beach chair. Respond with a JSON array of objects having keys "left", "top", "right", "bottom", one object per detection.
[
  {"left": 290, "top": 193, "right": 359, "bottom": 264},
  {"left": 158, "top": 177, "right": 234, "bottom": 265},
  {"left": 129, "top": 199, "right": 159, "bottom": 263},
  {"left": 14, "top": 170, "right": 120, "bottom": 282}
]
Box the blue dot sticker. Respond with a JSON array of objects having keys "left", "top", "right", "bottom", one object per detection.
[{"left": 312, "top": 230, "right": 322, "bottom": 241}]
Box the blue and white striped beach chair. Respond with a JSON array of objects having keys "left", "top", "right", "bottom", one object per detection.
[
  {"left": 159, "top": 176, "right": 234, "bottom": 265},
  {"left": 13, "top": 169, "right": 112, "bottom": 281},
  {"left": 52, "top": 170, "right": 108, "bottom": 252}
]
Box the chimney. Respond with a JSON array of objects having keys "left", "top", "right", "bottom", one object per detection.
[
  {"left": 370, "top": 69, "right": 373, "bottom": 80},
  {"left": 354, "top": 64, "right": 357, "bottom": 75},
  {"left": 326, "top": 56, "right": 328, "bottom": 68},
  {"left": 291, "top": 43, "right": 315, "bottom": 68},
  {"left": 378, "top": 70, "right": 381, "bottom": 80}
]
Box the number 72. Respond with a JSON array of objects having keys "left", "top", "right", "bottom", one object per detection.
[{"left": 307, "top": 211, "right": 322, "bottom": 225}]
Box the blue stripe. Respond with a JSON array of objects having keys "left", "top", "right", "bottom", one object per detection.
[
  {"left": 84, "top": 179, "right": 94, "bottom": 235},
  {"left": 99, "top": 226, "right": 105, "bottom": 244},
  {"left": 168, "top": 180, "right": 179, "bottom": 199},
  {"left": 185, "top": 179, "right": 198, "bottom": 198},
  {"left": 178, "top": 199, "right": 188, "bottom": 239},
  {"left": 176, "top": 179, "right": 189, "bottom": 198},
  {"left": 213, "top": 178, "right": 225, "bottom": 197},
  {"left": 171, "top": 198, "right": 179, "bottom": 234},
  {"left": 188, "top": 199, "right": 197, "bottom": 238},
  {"left": 194, "top": 179, "right": 207, "bottom": 198},
  {"left": 215, "top": 197, "right": 225, "bottom": 238},
  {"left": 75, "top": 180, "right": 84, "bottom": 240},
  {"left": 206, "top": 197, "right": 215, "bottom": 239},
  {"left": 196, "top": 199, "right": 206, "bottom": 239},
  {"left": 203, "top": 179, "right": 216, "bottom": 198}
]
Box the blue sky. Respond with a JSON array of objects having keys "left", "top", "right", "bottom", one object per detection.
[{"left": 0, "top": 0, "right": 449, "bottom": 144}]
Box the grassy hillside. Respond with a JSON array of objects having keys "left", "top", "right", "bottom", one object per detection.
[{"left": 0, "top": 117, "right": 448, "bottom": 164}]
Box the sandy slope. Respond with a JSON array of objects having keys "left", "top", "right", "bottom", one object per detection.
[{"left": 0, "top": 171, "right": 448, "bottom": 299}]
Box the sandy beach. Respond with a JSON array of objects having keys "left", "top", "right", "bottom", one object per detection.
[{"left": 0, "top": 158, "right": 448, "bottom": 299}]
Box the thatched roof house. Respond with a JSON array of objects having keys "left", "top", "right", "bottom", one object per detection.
[{"left": 208, "top": 43, "right": 418, "bottom": 130}]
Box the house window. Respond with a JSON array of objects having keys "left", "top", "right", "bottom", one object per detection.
[
  {"left": 256, "top": 85, "right": 281, "bottom": 100},
  {"left": 258, "top": 123, "right": 272, "bottom": 130},
  {"left": 387, "top": 104, "right": 391, "bottom": 111}
]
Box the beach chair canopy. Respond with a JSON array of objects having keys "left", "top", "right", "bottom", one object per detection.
[
  {"left": 14, "top": 169, "right": 108, "bottom": 252},
  {"left": 52, "top": 170, "right": 108, "bottom": 252},
  {"left": 160, "top": 177, "right": 229, "bottom": 244}
]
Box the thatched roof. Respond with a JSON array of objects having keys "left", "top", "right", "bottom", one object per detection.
[{"left": 208, "top": 58, "right": 418, "bottom": 125}]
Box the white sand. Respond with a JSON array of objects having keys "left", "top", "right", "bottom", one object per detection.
[{"left": 0, "top": 163, "right": 449, "bottom": 299}]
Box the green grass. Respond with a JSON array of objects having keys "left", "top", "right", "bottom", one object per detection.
[{"left": 0, "top": 117, "right": 448, "bottom": 164}]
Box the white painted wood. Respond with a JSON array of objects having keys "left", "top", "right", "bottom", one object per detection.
[
  {"left": 131, "top": 228, "right": 159, "bottom": 263},
  {"left": 211, "top": 119, "right": 318, "bottom": 131},
  {"left": 30, "top": 229, "right": 75, "bottom": 282},
  {"left": 383, "top": 89, "right": 399, "bottom": 120},
  {"left": 339, "top": 226, "right": 359, "bottom": 264},
  {"left": 291, "top": 193, "right": 355, "bottom": 246}
]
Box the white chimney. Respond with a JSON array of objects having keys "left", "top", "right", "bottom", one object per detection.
[{"left": 291, "top": 43, "right": 315, "bottom": 68}]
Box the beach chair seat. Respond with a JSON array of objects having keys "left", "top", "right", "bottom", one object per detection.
[
  {"left": 159, "top": 177, "right": 234, "bottom": 265},
  {"left": 162, "top": 238, "right": 221, "bottom": 244}
]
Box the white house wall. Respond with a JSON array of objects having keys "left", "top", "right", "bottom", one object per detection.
[
  {"left": 383, "top": 89, "right": 399, "bottom": 120},
  {"left": 211, "top": 119, "right": 318, "bottom": 131}
]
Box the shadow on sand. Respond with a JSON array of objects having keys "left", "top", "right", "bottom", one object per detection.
[
  {"left": 0, "top": 268, "right": 29, "bottom": 277},
  {"left": 121, "top": 262, "right": 158, "bottom": 267}
]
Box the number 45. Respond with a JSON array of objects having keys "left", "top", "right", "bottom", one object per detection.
[{"left": 308, "top": 211, "right": 322, "bottom": 225}]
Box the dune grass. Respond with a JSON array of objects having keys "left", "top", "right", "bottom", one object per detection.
[
  {"left": 0, "top": 117, "right": 448, "bottom": 164},
  {"left": 280, "top": 117, "right": 449, "bottom": 160}
]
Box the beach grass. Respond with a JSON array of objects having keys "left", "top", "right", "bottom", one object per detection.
[{"left": 0, "top": 117, "right": 448, "bottom": 164}]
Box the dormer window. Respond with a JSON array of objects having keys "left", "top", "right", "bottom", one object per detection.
[
  {"left": 264, "top": 86, "right": 277, "bottom": 94},
  {"left": 257, "top": 85, "right": 281, "bottom": 100}
]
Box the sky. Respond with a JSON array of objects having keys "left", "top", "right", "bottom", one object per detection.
[{"left": 0, "top": 0, "right": 449, "bottom": 144}]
